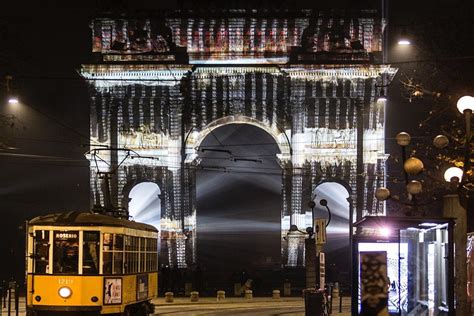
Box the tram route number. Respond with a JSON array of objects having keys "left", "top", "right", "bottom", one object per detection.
[{"left": 58, "top": 279, "right": 74, "bottom": 285}]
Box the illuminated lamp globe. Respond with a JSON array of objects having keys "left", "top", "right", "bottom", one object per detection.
[
  {"left": 375, "top": 187, "right": 391, "bottom": 201},
  {"left": 404, "top": 157, "right": 424, "bottom": 175},
  {"left": 433, "top": 135, "right": 449, "bottom": 149},
  {"left": 443, "top": 166, "right": 463, "bottom": 183},
  {"left": 377, "top": 91, "right": 387, "bottom": 103},
  {"left": 8, "top": 96, "right": 19, "bottom": 104},
  {"left": 398, "top": 39, "right": 411, "bottom": 45},
  {"left": 457, "top": 96, "right": 474, "bottom": 113},
  {"left": 396, "top": 132, "right": 411, "bottom": 146},
  {"left": 406, "top": 180, "right": 423, "bottom": 195}
]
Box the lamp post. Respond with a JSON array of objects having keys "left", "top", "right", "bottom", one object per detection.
[
  {"left": 441, "top": 95, "right": 474, "bottom": 314},
  {"left": 456, "top": 96, "right": 473, "bottom": 184},
  {"left": 387, "top": 132, "right": 425, "bottom": 215}
]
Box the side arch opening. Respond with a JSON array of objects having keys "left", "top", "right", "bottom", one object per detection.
[
  {"left": 312, "top": 181, "right": 351, "bottom": 284},
  {"left": 128, "top": 182, "right": 162, "bottom": 229}
]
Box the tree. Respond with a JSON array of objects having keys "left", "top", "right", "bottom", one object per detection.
[{"left": 385, "top": 4, "right": 474, "bottom": 217}]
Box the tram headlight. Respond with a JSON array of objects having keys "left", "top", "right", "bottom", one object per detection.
[{"left": 58, "top": 287, "right": 72, "bottom": 298}]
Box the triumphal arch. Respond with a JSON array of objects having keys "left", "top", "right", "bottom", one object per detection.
[{"left": 81, "top": 8, "right": 396, "bottom": 268}]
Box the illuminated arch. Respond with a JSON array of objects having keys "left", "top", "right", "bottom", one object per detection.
[{"left": 185, "top": 115, "right": 291, "bottom": 163}]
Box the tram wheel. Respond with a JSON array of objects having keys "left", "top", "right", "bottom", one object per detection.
[
  {"left": 122, "top": 306, "right": 132, "bottom": 316},
  {"left": 137, "top": 303, "right": 148, "bottom": 316}
]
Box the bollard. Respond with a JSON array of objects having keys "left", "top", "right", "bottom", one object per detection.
[
  {"left": 272, "top": 289, "right": 280, "bottom": 299},
  {"left": 216, "top": 290, "right": 225, "bottom": 301},
  {"left": 244, "top": 289, "right": 253, "bottom": 300},
  {"left": 165, "top": 292, "right": 174, "bottom": 303},
  {"left": 190, "top": 291, "right": 199, "bottom": 302},
  {"left": 283, "top": 281, "right": 291, "bottom": 296}
]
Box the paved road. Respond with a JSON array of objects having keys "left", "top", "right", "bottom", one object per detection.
[{"left": 153, "top": 297, "right": 352, "bottom": 316}]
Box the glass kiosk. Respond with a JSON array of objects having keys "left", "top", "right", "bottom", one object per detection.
[{"left": 352, "top": 216, "right": 455, "bottom": 315}]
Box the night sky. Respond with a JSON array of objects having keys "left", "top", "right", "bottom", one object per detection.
[{"left": 1, "top": 0, "right": 473, "bottom": 282}]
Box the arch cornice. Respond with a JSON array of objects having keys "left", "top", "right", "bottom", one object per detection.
[
  {"left": 80, "top": 64, "right": 193, "bottom": 89},
  {"left": 281, "top": 64, "right": 397, "bottom": 81}
]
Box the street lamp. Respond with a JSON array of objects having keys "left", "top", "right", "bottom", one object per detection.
[
  {"left": 397, "top": 28, "right": 411, "bottom": 46},
  {"left": 377, "top": 90, "right": 387, "bottom": 103},
  {"left": 5, "top": 75, "right": 19, "bottom": 105},
  {"left": 444, "top": 166, "right": 463, "bottom": 183},
  {"left": 8, "top": 96, "right": 19, "bottom": 105},
  {"left": 457, "top": 95, "right": 474, "bottom": 113}
]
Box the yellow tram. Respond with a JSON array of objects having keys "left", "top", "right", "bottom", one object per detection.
[{"left": 26, "top": 211, "right": 158, "bottom": 315}]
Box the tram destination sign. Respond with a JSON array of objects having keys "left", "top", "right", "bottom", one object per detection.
[{"left": 54, "top": 232, "right": 78, "bottom": 240}]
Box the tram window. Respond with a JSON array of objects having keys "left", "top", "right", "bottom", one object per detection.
[
  {"left": 131, "top": 236, "right": 138, "bottom": 251},
  {"left": 83, "top": 231, "right": 99, "bottom": 275},
  {"left": 148, "top": 253, "right": 156, "bottom": 271},
  {"left": 148, "top": 238, "right": 157, "bottom": 251},
  {"left": 103, "top": 233, "right": 113, "bottom": 251},
  {"left": 153, "top": 253, "right": 158, "bottom": 270},
  {"left": 124, "top": 251, "right": 130, "bottom": 273},
  {"left": 140, "top": 252, "right": 145, "bottom": 272},
  {"left": 103, "top": 252, "right": 112, "bottom": 274},
  {"left": 133, "top": 252, "right": 138, "bottom": 273},
  {"left": 103, "top": 233, "right": 124, "bottom": 275},
  {"left": 53, "top": 231, "right": 79, "bottom": 274},
  {"left": 125, "top": 236, "right": 131, "bottom": 251},
  {"left": 34, "top": 230, "right": 50, "bottom": 274},
  {"left": 113, "top": 251, "right": 123, "bottom": 274},
  {"left": 103, "top": 233, "right": 113, "bottom": 274},
  {"left": 114, "top": 235, "right": 123, "bottom": 250},
  {"left": 130, "top": 252, "right": 138, "bottom": 273},
  {"left": 146, "top": 251, "right": 152, "bottom": 272}
]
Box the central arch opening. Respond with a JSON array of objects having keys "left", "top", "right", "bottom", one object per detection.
[{"left": 196, "top": 123, "right": 282, "bottom": 291}]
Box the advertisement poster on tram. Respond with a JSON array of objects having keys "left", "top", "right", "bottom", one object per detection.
[
  {"left": 104, "top": 278, "right": 122, "bottom": 304},
  {"left": 137, "top": 275, "right": 149, "bottom": 300}
]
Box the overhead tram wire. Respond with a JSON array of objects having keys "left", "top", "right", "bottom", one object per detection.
[
  {"left": 0, "top": 156, "right": 385, "bottom": 180},
  {"left": 7, "top": 99, "right": 95, "bottom": 146},
  {"left": 1, "top": 135, "right": 93, "bottom": 146}
]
